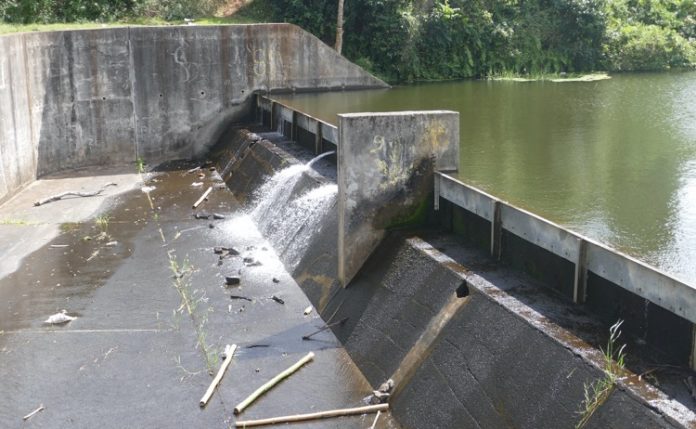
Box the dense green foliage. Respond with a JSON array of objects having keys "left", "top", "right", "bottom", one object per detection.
[
  {"left": 2, "top": 0, "right": 694, "bottom": 80},
  {"left": 0, "top": 0, "right": 226, "bottom": 23},
  {"left": 257, "top": 0, "right": 696, "bottom": 81}
]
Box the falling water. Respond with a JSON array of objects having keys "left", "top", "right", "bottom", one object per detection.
[
  {"left": 250, "top": 164, "right": 308, "bottom": 222},
  {"left": 306, "top": 151, "right": 336, "bottom": 168},
  {"left": 249, "top": 152, "right": 338, "bottom": 271},
  {"left": 261, "top": 183, "right": 338, "bottom": 270}
]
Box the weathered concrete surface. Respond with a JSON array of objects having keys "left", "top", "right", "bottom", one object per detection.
[
  {"left": 0, "top": 168, "right": 140, "bottom": 279},
  {"left": 0, "top": 24, "right": 387, "bottom": 203},
  {"left": 0, "top": 35, "right": 34, "bottom": 202},
  {"left": 324, "top": 233, "right": 696, "bottom": 428},
  {"left": 337, "top": 111, "right": 459, "bottom": 286},
  {"left": 0, "top": 163, "right": 399, "bottom": 428}
]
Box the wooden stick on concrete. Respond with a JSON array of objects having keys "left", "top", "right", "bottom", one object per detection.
[
  {"left": 233, "top": 351, "right": 314, "bottom": 415},
  {"left": 192, "top": 186, "right": 213, "bottom": 209},
  {"left": 34, "top": 183, "right": 117, "bottom": 206},
  {"left": 234, "top": 403, "right": 388, "bottom": 427},
  {"left": 370, "top": 410, "right": 382, "bottom": 429},
  {"left": 22, "top": 404, "right": 45, "bottom": 421},
  {"left": 200, "top": 344, "right": 238, "bottom": 407}
]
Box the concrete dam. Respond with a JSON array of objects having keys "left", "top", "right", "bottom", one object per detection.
[{"left": 0, "top": 24, "right": 695, "bottom": 428}]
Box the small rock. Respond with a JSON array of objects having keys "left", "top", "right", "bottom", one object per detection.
[
  {"left": 197, "top": 173, "right": 205, "bottom": 180},
  {"left": 208, "top": 223, "right": 214, "bottom": 229},
  {"left": 255, "top": 368, "right": 260, "bottom": 373},
  {"left": 194, "top": 212, "right": 211, "bottom": 220},
  {"left": 225, "top": 276, "right": 241, "bottom": 286},
  {"left": 272, "top": 277, "right": 280, "bottom": 283}
]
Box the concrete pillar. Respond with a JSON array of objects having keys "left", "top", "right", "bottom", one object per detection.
[{"left": 337, "top": 111, "right": 459, "bottom": 286}]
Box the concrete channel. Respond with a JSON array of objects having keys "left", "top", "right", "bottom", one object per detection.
[{"left": 1, "top": 24, "right": 696, "bottom": 429}]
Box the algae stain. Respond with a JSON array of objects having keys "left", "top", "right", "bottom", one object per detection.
[{"left": 295, "top": 271, "right": 334, "bottom": 312}]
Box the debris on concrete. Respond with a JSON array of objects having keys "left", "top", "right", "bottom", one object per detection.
[
  {"left": 49, "top": 244, "right": 69, "bottom": 248},
  {"left": 186, "top": 166, "right": 201, "bottom": 174},
  {"left": 230, "top": 295, "right": 252, "bottom": 302},
  {"left": 685, "top": 376, "right": 696, "bottom": 402},
  {"left": 272, "top": 277, "right": 280, "bottom": 283},
  {"left": 208, "top": 223, "right": 215, "bottom": 229},
  {"left": 34, "top": 182, "right": 117, "bottom": 206},
  {"left": 303, "top": 306, "right": 313, "bottom": 316},
  {"left": 214, "top": 246, "right": 240, "bottom": 256},
  {"left": 200, "top": 344, "right": 237, "bottom": 408},
  {"left": 22, "top": 404, "right": 45, "bottom": 421},
  {"left": 141, "top": 185, "right": 156, "bottom": 193},
  {"left": 192, "top": 186, "right": 213, "bottom": 209},
  {"left": 225, "top": 276, "right": 241, "bottom": 286},
  {"left": 364, "top": 379, "right": 394, "bottom": 405},
  {"left": 191, "top": 182, "right": 204, "bottom": 187},
  {"left": 302, "top": 317, "right": 349, "bottom": 341},
  {"left": 244, "top": 257, "right": 262, "bottom": 267},
  {"left": 44, "top": 310, "right": 76, "bottom": 325},
  {"left": 212, "top": 213, "right": 225, "bottom": 220},
  {"left": 195, "top": 212, "right": 211, "bottom": 220},
  {"left": 233, "top": 403, "right": 389, "bottom": 427},
  {"left": 246, "top": 344, "right": 269, "bottom": 349},
  {"left": 270, "top": 296, "right": 285, "bottom": 305},
  {"left": 370, "top": 410, "right": 382, "bottom": 429},
  {"left": 234, "top": 351, "right": 315, "bottom": 415},
  {"left": 105, "top": 241, "right": 118, "bottom": 247}
]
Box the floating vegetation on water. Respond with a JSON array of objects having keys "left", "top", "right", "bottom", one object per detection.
[{"left": 488, "top": 72, "right": 611, "bottom": 83}]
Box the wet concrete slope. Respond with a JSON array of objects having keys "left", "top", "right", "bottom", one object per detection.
[{"left": 0, "top": 162, "right": 398, "bottom": 428}]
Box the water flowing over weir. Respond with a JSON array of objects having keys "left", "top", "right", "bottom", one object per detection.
[{"left": 249, "top": 152, "right": 339, "bottom": 272}]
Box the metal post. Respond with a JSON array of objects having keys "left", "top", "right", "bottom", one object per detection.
[
  {"left": 315, "top": 124, "right": 324, "bottom": 155},
  {"left": 291, "top": 111, "right": 298, "bottom": 141},
  {"left": 691, "top": 325, "right": 696, "bottom": 370},
  {"left": 434, "top": 173, "right": 440, "bottom": 211},
  {"left": 573, "top": 239, "right": 588, "bottom": 304},
  {"left": 490, "top": 200, "right": 502, "bottom": 260}
]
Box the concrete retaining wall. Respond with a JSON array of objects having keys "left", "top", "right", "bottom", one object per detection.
[
  {"left": 0, "top": 24, "right": 386, "bottom": 203},
  {"left": 337, "top": 112, "right": 459, "bottom": 285}
]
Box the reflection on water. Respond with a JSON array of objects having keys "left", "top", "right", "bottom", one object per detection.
[{"left": 274, "top": 72, "right": 696, "bottom": 284}]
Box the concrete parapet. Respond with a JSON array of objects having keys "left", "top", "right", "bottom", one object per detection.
[{"left": 337, "top": 111, "right": 459, "bottom": 286}]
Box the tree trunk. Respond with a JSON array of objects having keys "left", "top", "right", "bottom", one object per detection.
[{"left": 335, "top": 0, "right": 344, "bottom": 54}]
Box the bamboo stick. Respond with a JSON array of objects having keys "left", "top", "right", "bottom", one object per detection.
[
  {"left": 192, "top": 186, "right": 213, "bottom": 209},
  {"left": 370, "top": 410, "right": 381, "bottom": 429},
  {"left": 233, "top": 351, "right": 314, "bottom": 415},
  {"left": 234, "top": 403, "right": 388, "bottom": 427},
  {"left": 200, "top": 344, "right": 237, "bottom": 407}
]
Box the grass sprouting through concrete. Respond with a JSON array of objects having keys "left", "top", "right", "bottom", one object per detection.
[{"left": 576, "top": 320, "right": 627, "bottom": 428}]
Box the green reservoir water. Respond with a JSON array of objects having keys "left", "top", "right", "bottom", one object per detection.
[{"left": 273, "top": 72, "right": 696, "bottom": 285}]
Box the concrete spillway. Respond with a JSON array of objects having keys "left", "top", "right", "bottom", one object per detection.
[{"left": 1, "top": 24, "right": 696, "bottom": 429}]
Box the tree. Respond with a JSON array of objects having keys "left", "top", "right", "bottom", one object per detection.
[{"left": 336, "top": 0, "right": 345, "bottom": 54}]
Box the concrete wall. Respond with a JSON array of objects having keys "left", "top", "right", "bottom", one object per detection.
[
  {"left": 337, "top": 112, "right": 459, "bottom": 286},
  {"left": 0, "top": 24, "right": 386, "bottom": 203}
]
